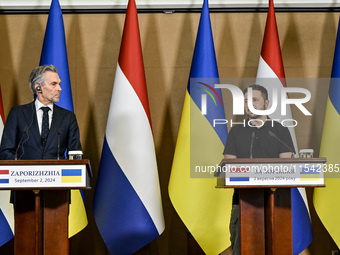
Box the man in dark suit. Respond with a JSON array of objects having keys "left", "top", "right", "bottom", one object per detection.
[
  {"left": 223, "top": 85, "right": 294, "bottom": 255},
  {"left": 0, "top": 65, "right": 81, "bottom": 160}
]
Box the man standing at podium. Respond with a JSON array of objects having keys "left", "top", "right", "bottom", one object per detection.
[
  {"left": 223, "top": 84, "right": 295, "bottom": 255},
  {"left": 0, "top": 65, "right": 82, "bottom": 160}
]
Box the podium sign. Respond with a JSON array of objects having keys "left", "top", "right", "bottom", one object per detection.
[
  {"left": 0, "top": 159, "right": 91, "bottom": 190},
  {"left": 0, "top": 159, "right": 92, "bottom": 255},
  {"left": 0, "top": 164, "right": 87, "bottom": 188},
  {"left": 217, "top": 157, "right": 326, "bottom": 188}
]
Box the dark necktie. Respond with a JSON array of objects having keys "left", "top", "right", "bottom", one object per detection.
[{"left": 41, "top": 107, "right": 50, "bottom": 148}]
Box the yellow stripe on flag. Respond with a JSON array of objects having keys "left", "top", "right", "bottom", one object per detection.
[
  {"left": 62, "top": 176, "right": 82, "bottom": 183},
  {"left": 300, "top": 175, "right": 320, "bottom": 181},
  {"left": 68, "top": 190, "right": 88, "bottom": 237}
]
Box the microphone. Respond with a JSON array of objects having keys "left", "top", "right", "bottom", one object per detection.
[
  {"left": 250, "top": 131, "right": 255, "bottom": 158},
  {"left": 15, "top": 126, "right": 29, "bottom": 160},
  {"left": 268, "top": 131, "right": 295, "bottom": 158},
  {"left": 57, "top": 129, "right": 61, "bottom": 160}
]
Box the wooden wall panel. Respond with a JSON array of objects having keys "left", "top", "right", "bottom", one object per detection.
[{"left": 0, "top": 11, "right": 338, "bottom": 255}]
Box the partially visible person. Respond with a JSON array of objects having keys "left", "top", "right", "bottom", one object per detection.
[{"left": 223, "top": 84, "right": 294, "bottom": 255}]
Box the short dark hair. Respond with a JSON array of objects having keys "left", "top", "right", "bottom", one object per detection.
[
  {"left": 243, "top": 84, "right": 268, "bottom": 101},
  {"left": 29, "top": 65, "right": 58, "bottom": 93}
]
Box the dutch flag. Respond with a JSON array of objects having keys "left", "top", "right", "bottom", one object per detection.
[
  {"left": 93, "top": 0, "right": 165, "bottom": 254},
  {"left": 256, "top": 1, "right": 313, "bottom": 253},
  {"left": 0, "top": 86, "right": 14, "bottom": 246}
]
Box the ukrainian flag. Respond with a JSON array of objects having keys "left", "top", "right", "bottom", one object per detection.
[
  {"left": 313, "top": 18, "right": 340, "bottom": 247},
  {"left": 299, "top": 167, "right": 320, "bottom": 182},
  {"left": 61, "top": 169, "right": 82, "bottom": 183},
  {"left": 168, "top": 0, "right": 232, "bottom": 253},
  {"left": 39, "top": 0, "right": 88, "bottom": 238}
]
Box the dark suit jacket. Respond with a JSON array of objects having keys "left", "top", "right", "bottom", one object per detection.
[{"left": 0, "top": 101, "right": 82, "bottom": 160}]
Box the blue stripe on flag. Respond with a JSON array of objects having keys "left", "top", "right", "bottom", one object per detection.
[
  {"left": 229, "top": 177, "right": 249, "bottom": 182},
  {"left": 291, "top": 188, "right": 313, "bottom": 254},
  {"left": 93, "top": 139, "right": 159, "bottom": 254},
  {"left": 0, "top": 209, "right": 13, "bottom": 246},
  {"left": 61, "top": 169, "right": 82, "bottom": 176},
  {"left": 0, "top": 179, "right": 9, "bottom": 184}
]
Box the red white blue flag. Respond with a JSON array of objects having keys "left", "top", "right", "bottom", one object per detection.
[
  {"left": 0, "top": 86, "right": 14, "bottom": 246},
  {"left": 256, "top": 1, "right": 313, "bottom": 254},
  {"left": 93, "top": 0, "right": 165, "bottom": 254}
]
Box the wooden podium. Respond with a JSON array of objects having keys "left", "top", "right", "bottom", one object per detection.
[
  {"left": 0, "top": 159, "right": 92, "bottom": 255},
  {"left": 216, "top": 158, "right": 326, "bottom": 255}
]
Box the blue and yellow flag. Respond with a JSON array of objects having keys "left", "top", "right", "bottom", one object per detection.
[
  {"left": 313, "top": 18, "right": 340, "bottom": 247},
  {"left": 39, "top": 0, "right": 87, "bottom": 237},
  {"left": 168, "top": 0, "right": 232, "bottom": 254}
]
